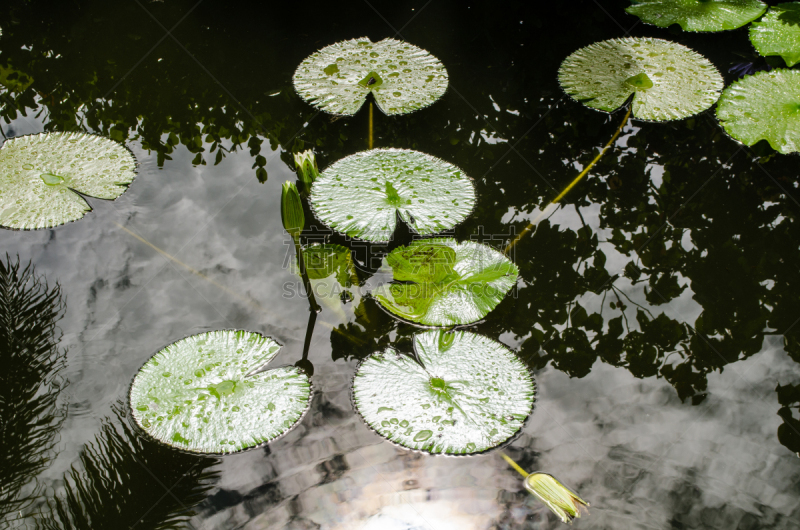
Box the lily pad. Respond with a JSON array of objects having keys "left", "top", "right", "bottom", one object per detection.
[
  {"left": 750, "top": 3, "right": 800, "bottom": 67},
  {"left": 352, "top": 330, "right": 535, "bottom": 455},
  {"left": 309, "top": 149, "right": 475, "bottom": 242},
  {"left": 558, "top": 37, "right": 723, "bottom": 122},
  {"left": 372, "top": 239, "right": 518, "bottom": 327},
  {"left": 129, "top": 330, "right": 311, "bottom": 454},
  {"left": 716, "top": 69, "right": 800, "bottom": 154},
  {"left": 293, "top": 37, "right": 448, "bottom": 116},
  {"left": 0, "top": 132, "right": 136, "bottom": 229},
  {"left": 626, "top": 0, "right": 768, "bottom": 32}
]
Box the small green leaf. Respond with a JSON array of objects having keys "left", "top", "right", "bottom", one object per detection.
[
  {"left": 129, "top": 330, "right": 311, "bottom": 454},
  {"left": 352, "top": 330, "right": 535, "bottom": 454},
  {"left": 372, "top": 239, "right": 518, "bottom": 327},
  {"left": 750, "top": 2, "right": 800, "bottom": 67},
  {"left": 293, "top": 37, "right": 448, "bottom": 116},
  {"left": 716, "top": 69, "right": 800, "bottom": 154},
  {"left": 0, "top": 132, "right": 136, "bottom": 229},
  {"left": 626, "top": 0, "right": 767, "bottom": 32},
  {"left": 558, "top": 37, "right": 723, "bottom": 122}
]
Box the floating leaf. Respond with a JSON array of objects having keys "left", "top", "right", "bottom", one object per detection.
[
  {"left": 293, "top": 37, "right": 448, "bottom": 116},
  {"left": 0, "top": 132, "right": 136, "bottom": 229},
  {"left": 558, "top": 37, "right": 723, "bottom": 122},
  {"left": 626, "top": 0, "right": 767, "bottom": 32},
  {"left": 352, "top": 330, "right": 535, "bottom": 455},
  {"left": 129, "top": 330, "right": 311, "bottom": 454},
  {"left": 750, "top": 3, "right": 800, "bottom": 67},
  {"left": 716, "top": 69, "right": 800, "bottom": 154},
  {"left": 309, "top": 149, "right": 475, "bottom": 242},
  {"left": 372, "top": 239, "right": 518, "bottom": 327}
]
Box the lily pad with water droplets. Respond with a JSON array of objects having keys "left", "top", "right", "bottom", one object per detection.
[
  {"left": 626, "top": 0, "right": 768, "bottom": 32},
  {"left": 750, "top": 3, "right": 800, "bottom": 67},
  {"left": 372, "top": 239, "right": 518, "bottom": 327},
  {"left": 129, "top": 330, "right": 311, "bottom": 455},
  {"left": 309, "top": 149, "right": 475, "bottom": 242},
  {"left": 716, "top": 69, "right": 800, "bottom": 154},
  {"left": 0, "top": 132, "right": 136, "bottom": 229},
  {"left": 352, "top": 330, "right": 535, "bottom": 455},
  {"left": 558, "top": 37, "right": 723, "bottom": 122},
  {"left": 293, "top": 37, "right": 448, "bottom": 116}
]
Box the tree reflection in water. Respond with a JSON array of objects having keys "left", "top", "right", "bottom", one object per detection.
[{"left": 0, "top": 257, "right": 66, "bottom": 525}]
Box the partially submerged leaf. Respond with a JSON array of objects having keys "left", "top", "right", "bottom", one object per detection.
[
  {"left": 716, "top": 69, "right": 800, "bottom": 154},
  {"left": 626, "top": 0, "right": 768, "bottom": 32},
  {"left": 295, "top": 244, "right": 359, "bottom": 317},
  {"left": 750, "top": 3, "right": 800, "bottom": 67},
  {"left": 352, "top": 330, "right": 535, "bottom": 454},
  {"left": 558, "top": 37, "right": 723, "bottom": 122},
  {"left": 293, "top": 37, "right": 448, "bottom": 116},
  {"left": 309, "top": 149, "right": 475, "bottom": 242},
  {"left": 372, "top": 239, "right": 518, "bottom": 327},
  {"left": 129, "top": 330, "right": 311, "bottom": 454},
  {"left": 0, "top": 132, "right": 136, "bottom": 229}
]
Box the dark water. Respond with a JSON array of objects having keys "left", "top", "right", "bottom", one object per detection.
[{"left": 1, "top": 0, "right": 799, "bottom": 528}]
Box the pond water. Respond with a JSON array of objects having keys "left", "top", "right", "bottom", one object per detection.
[{"left": 2, "top": 1, "right": 799, "bottom": 528}]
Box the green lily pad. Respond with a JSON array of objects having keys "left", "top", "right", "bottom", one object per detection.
[
  {"left": 750, "top": 3, "right": 800, "bottom": 67},
  {"left": 293, "top": 37, "right": 448, "bottom": 116},
  {"left": 352, "top": 330, "right": 535, "bottom": 455},
  {"left": 716, "top": 69, "right": 800, "bottom": 154},
  {"left": 372, "top": 239, "right": 519, "bottom": 327},
  {"left": 558, "top": 37, "right": 723, "bottom": 122},
  {"left": 129, "top": 330, "right": 311, "bottom": 454},
  {"left": 626, "top": 0, "right": 768, "bottom": 32},
  {"left": 309, "top": 149, "right": 475, "bottom": 242},
  {"left": 0, "top": 132, "right": 136, "bottom": 229}
]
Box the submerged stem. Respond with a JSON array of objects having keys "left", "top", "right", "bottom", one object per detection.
[
  {"left": 505, "top": 105, "right": 632, "bottom": 255},
  {"left": 499, "top": 450, "right": 529, "bottom": 478},
  {"left": 295, "top": 238, "right": 321, "bottom": 314}
]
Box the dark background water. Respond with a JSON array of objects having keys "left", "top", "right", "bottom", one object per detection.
[{"left": 1, "top": 0, "right": 799, "bottom": 528}]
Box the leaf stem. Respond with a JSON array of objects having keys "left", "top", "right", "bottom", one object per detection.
[
  {"left": 499, "top": 451, "right": 529, "bottom": 478},
  {"left": 505, "top": 105, "right": 632, "bottom": 255},
  {"left": 294, "top": 238, "right": 321, "bottom": 314}
]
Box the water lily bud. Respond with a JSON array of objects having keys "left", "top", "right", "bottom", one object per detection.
[
  {"left": 293, "top": 150, "right": 319, "bottom": 189},
  {"left": 524, "top": 473, "right": 589, "bottom": 524},
  {"left": 281, "top": 181, "right": 304, "bottom": 238}
]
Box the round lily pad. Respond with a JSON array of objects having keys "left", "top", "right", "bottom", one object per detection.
[
  {"left": 293, "top": 37, "right": 448, "bottom": 116},
  {"left": 750, "top": 3, "right": 800, "bottom": 67},
  {"left": 716, "top": 69, "right": 800, "bottom": 154},
  {"left": 372, "top": 239, "right": 519, "bottom": 327},
  {"left": 0, "top": 132, "right": 136, "bottom": 230},
  {"left": 558, "top": 37, "right": 723, "bottom": 122},
  {"left": 309, "top": 149, "right": 475, "bottom": 243},
  {"left": 626, "top": 0, "right": 768, "bottom": 32},
  {"left": 129, "top": 330, "right": 311, "bottom": 454},
  {"left": 352, "top": 330, "right": 535, "bottom": 455}
]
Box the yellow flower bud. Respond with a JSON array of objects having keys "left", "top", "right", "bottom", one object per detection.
[{"left": 524, "top": 472, "right": 589, "bottom": 524}]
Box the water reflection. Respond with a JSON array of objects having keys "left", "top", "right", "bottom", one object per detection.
[
  {"left": 0, "top": 257, "right": 66, "bottom": 525},
  {"left": 1, "top": 0, "right": 799, "bottom": 527},
  {"left": 39, "top": 404, "right": 219, "bottom": 529}
]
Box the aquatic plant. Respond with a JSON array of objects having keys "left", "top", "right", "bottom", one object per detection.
[
  {"left": 372, "top": 239, "right": 518, "bottom": 327},
  {"left": 524, "top": 473, "right": 590, "bottom": 524},
  {"left": 128, "top": 330, "right": 311, "bottom": 454},
  {"left": 293, "top": 37, "right": 448, "bottom": 116},
  {"left": 626, "top": 0, "right": 768, "bottom": 32},
  {"left": 0, "top": 132, "right": 136, "bottom": 229},
  {"left": 558, "top": 37, "right": 723, "bottom": 122},
  {"left": 352, "top": 330, "right": 535, "bottom": 454},
  {"left": 716, "top": 69, "right": 800, "bottom": 154},
  {"left": 293, "top": 149, "right": 319, "bottom": 193},
  {"left": 309, "top": 148, "right": 475, "bottom": 242},
  {"left": 749, "top": 2, "right": 800, "bottom": 67},
  {"left": 283, "top": 180, "right": 320, "bottom": 312}
]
